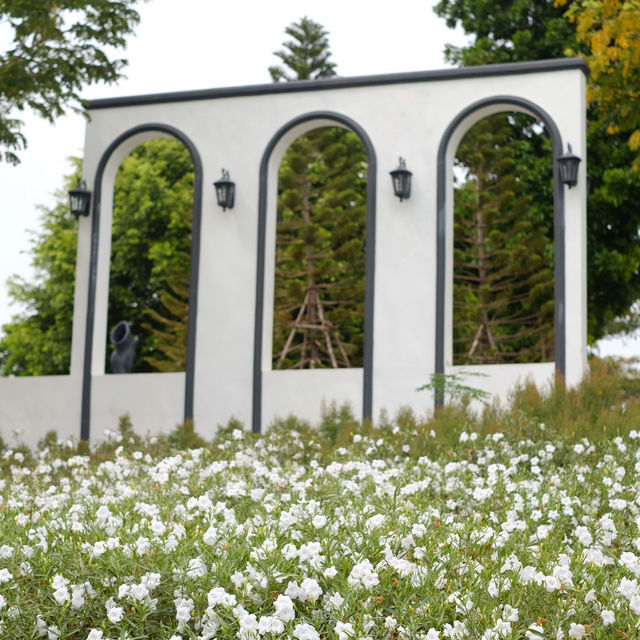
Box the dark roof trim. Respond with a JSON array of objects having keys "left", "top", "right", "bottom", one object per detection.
[{"left": 87, "top": 58, "right": 588, "bottom": 110}]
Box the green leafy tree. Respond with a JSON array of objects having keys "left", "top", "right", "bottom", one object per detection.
[
  {"left": 453, "top": 113, "right": 554, "bottom": 364},
  {"left": 0, "top": 160, "right": 80, "bottom": 375},
  {"left": 270, "top": 18, "right": 367, "bottom": 368},
  {"left": 0, "top": 0, "right": 143, "bottom": 164},
  {"left": 108, "top": 139, "right": 192, "bottom": 372},
  {"left": 0, "top": 139, "right": 194, "bottom": 376},
  {"left": 433, "top": 0, "right": 640, "bottom": 342},
  {"left": 559, "top": 0, "right": 640, "bottom": 166}
]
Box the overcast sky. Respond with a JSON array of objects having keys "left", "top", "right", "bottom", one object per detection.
[{"left": 0, "top": 0, "right": 633, "bottom": 358}]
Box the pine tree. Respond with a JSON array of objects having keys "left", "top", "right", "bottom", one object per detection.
[
  {"left": 270, "top": 18, "right": 367, "bottom": 368},
  {"left": 453, "top": 113, "right": 554, "bottom": 364},
  {"left": 142, "top": 259, "right": 190, "bottom": 372},
  {"left": 269, "top": 17, "right": 337, "bottom": 82}
]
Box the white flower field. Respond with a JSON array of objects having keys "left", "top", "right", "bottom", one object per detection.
[{"left": 1, "top": 414, "right": 640, "bottom": 639}]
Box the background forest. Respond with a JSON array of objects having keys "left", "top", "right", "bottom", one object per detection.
[{"left": 1, "top": 1, "right": 639, "bottom": 375}]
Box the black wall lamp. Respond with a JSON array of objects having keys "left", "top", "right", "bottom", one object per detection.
[
  {"left": 68, "top": 180, "right": 91, "bottom": 217},
  {"left": 214, "top": 168, "right": 235, "bottom": 211},
  {"left": 558, "top": 144, "right": 581, "bottom": 188},
  {"left": 390, "top": 157, "right": 412, "bottom": 201}
]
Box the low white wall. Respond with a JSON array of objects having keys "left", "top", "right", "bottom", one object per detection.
[
  {"left": 90, "top": 372, "right": 185, "bottom": 442},
  {"left": 262, "top": 368, "right": 363, "bottom": 429},
  {"left": 449, "top": 362, "right": 556, "bottom": 409},
  {"left": 0, "top": 376, "right": 80, "bottom": 449}
]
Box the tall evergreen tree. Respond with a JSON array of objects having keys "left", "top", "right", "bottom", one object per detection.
[
  {"left": 453, "top": 113, "right": 554, "bottom": 364},
  {"left": 270, "top": 18, "right": 367, "bottom": 368},
  {"left": 434, "top": 0, "right": 640, "bottom": 342},
  {"left": 269, "top": 17, "right": 337, "bottom": 82}
]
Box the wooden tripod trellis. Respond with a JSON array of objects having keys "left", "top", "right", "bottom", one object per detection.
[{"left": 275, "top": 288, "right": 351, "bottom": 369}]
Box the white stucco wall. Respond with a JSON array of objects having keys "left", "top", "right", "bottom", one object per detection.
[
  {"left": 0, "top": 61, "right": 588, "bottom": 443},
  {"left": 90, "top": 372, "right": 185, "bottom": 441},
  {"left": 0, "top": 376, "right": 79, "bottom": 449}
]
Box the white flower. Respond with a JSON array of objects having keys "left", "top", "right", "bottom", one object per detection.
[
  {"left": 129, "top": 583, "right": 149, "bottom": 601},
  {"left": 601, "top": 609, "right": 615, "bottom": 626},
  {"left": 525, "top": 624, "right": 544, "bottom": 640},
  {"left": 0, "top": 545, "right": 14, "bottom": 559},
  {"left": 502, "top": 605, "right": 518, "bottom": 622},
  {"left": 274, "top": 594, "right": 295, "bottom": 622},
  {"left": 285, "top": 581, "right": 306, "bottom": 601},
  {"left": 186, "top": 556, "right": 207, "bottom": 578},
  {"left": 365, "top": 514, "right": 385, "bottom": 531},
  {"left": 323, "top": 565, "right": 338, "bottom": 578},
  {"left": 300, "top": 578, "right": 322, "bottom": 602},
  {"left": 175, "top": 597, "right": 194, "bottom": 629},
  {"left": 71, "top": 584, "right": 85, "bottom": 609},
  {"left": 293, "top": 623, "right": 320, "bottom": 640},
  {"left": 312, "top": 515, "right": 327, "bottom": 528},
  {"left": 150, "top": 518, "right": 166, "bottom": 536},
  {"left": 86, "top": 631, "right": 103, "bottom": 640},
  {"left": 135, "top": 536, "right": 151, "bottom": 555},
  {"left": 203, "top": 525, "right": 218, "bottom": 546},
  {"left": 238, "top": 613, "right": 259, "bottom": 640},
  {"left": 544, "top": 575, "right": 561, "bottom": 592},
  {"left": 568, "top": 623, "right": 586, "bottom": 638},
  {"left": 107, "top": 606, "right": 124, "bottom": 623},
  {"left": 95, "top": 506, "right": 111, "bottom": 523},
  {"left": 574, "top": 526, "right": 593, "bottom": 546},
  {"left": 0, "top": 569, "right": 13, "bottom": 583},
  {"left": 335, "top": 621, "right": 354, "bottom": 640},
  {"left": 258, "top": 615, "right": 284, "bottom": 635},
  {"left": 347, "top": 559, "right": 379, "bottom": 590},
  {"left": 327, "top": 591, "right": 345, "bottom": 611},
  {"left": 425, "top": 630, "right": 440, "bottom": 640},
  {"left": 92, "top": 541, "right": 106, "bottom": 557},
  {"left": 384, "top": 616, "right": 397, "bottom": 629},
  {"left": 630, "top": 594, "right": 640, "bottom": 614},
  {"left": 52, "top": 587, "right": 70, "bottom": 605},
  {"left": 618, "top": 576, "right": 638, "bottom": 600},
  {"left": 208, "top": 586, "right": 236, "bottom": 608}
]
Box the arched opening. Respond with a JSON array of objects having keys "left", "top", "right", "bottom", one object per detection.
[
  {"left": 452, "top": 112, "right": 554, "bottom": 365},
  {"left": 106, "top": 138, "right": 194, "bottom": 373},
  {"left": 436, "top": 96, "right": 566, "bottom": 383},
  {"left": 272, "top": 126, "right": 367, "bottom": 370},
  {"left": 253, "top": 111, "right": 377, "bottom": 432},
  {"left": 80, "top": 124, "right": 203, "bottom": 440}
]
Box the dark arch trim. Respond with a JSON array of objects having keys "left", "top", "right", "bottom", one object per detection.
[
  {"left": 253, "top": 111, "right": 377, "bottom": 433},
  {"left": 436, "top": 95, "right": 565, "bottom": 393},
  {"left": 80, "top": 123, "right": 203, "bottom": 440}
]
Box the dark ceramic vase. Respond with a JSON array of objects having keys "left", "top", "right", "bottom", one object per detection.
[{"left": 110, "top": 320, "right": 138, "bottom": 373}]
